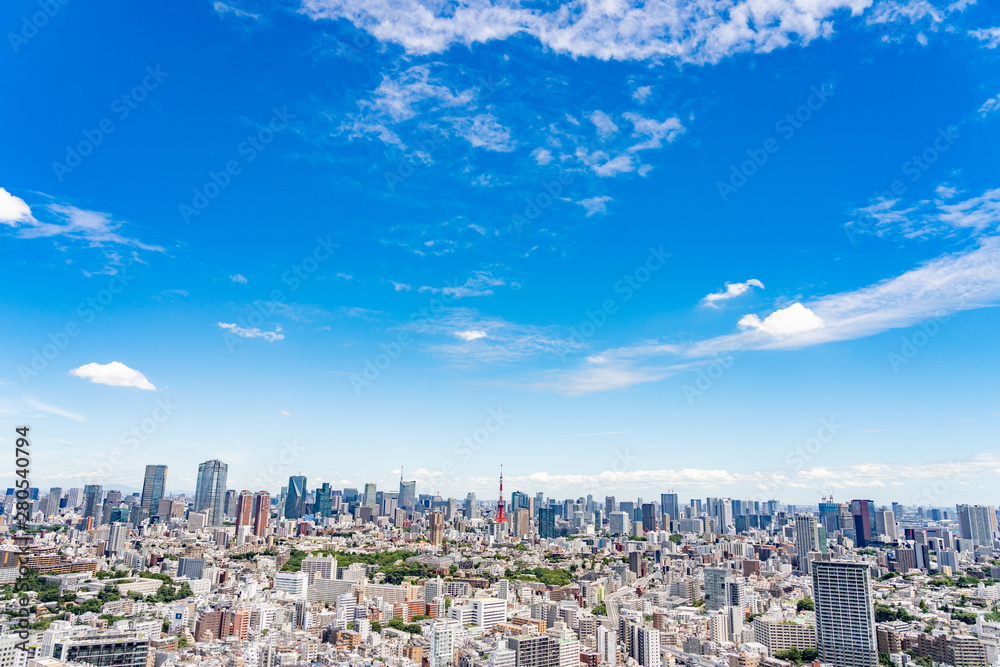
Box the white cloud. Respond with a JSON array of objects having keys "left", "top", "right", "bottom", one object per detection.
[
  {"left": 68, "top": 361, "right": 156, "bottom": 390},
  {"left": 738, "top": 302, "right": 824, "bottom": 337},
  {"left": 632, "top": 86, "right": 652, "bottom": 103},
  {"left": 390, "top": 281, "right": 412, "bottom": 291},
  {"left": 969, "top": 27, "right": 1000, "bottom": 48},
  {"left": 213, "top": 1, "right": 261, "bottom": 20},
  {"left": 700, "top": 278, "right": 764, "bottom": 307},
  {"left": 280, "top": 409, "right": 292, "bottom": 416},
  {"left": 531, "top": 148, "right": 554, "bottom": 165},
  {"left": 848, "top": 186, "right": 1000, "bottom": 239},
  {"left": 978, "top": 94, "right": 1000, "bottom": 118},
  {"left": 589, "top": 111, "right": 619, "bottom": 138},
  {"left": 0, "top": 188, "right": 35, "bottom": 226},
  {"left": 446, "top": 113, "right": 514, "bottom": 152},
  {"left": 577, "top": 196, "right": 612, "bottom": 217},
  {"left": 230, "top": 273, "right": 248, "bottom": 284},
  {"left": 300, "top": 0, "right": 874, "bottom": 64},
  {"left": 217, "top": 322, "right": 285, "bottom": 341},
  {"left": 455, "top": 329, "right": 488, "bottom": 341},
  {"left": 419, "top": 271, "right": 505, "bottom": 298},
  {"left": 623, "top": 113, "right": 685, "bottom": 152},
  {"left": 23, "top": 397, "right": 85, "bottom": 422}
]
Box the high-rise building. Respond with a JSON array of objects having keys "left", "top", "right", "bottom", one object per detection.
[
  {"left": 813, "top": 561, "right": 877, "bottom": 667},
  {"left": 661, "top": 493, "right": 679, "bottom": 530},
  {"left": 850, "top": 499, "right": 876, "bottom": 547},
  {"left": 82, "top": 485, "right": 102, "bottom": 522},
  {"left": 315, "top": 482, "right": 333, "bottom": 517},
  {"left": 194, "top": 459, "right": 228, "bottom": 526},
  {"left": 609, "top": 511, "right": 628, "bottom": 536},
  {"left": 399, "top": 479, "right": 416, "bottom": 511},
  {"left": 140, "top": 465, "right": 167, "bottom": 519},
  {"left": 252, "top": 491, "right": 270, "bottom": 537},
  {"left": 796, "top": 515, "right": 822, "bottom": 565},
  {"left": 539, "top": 508, "right": 557, "bottom": 539},
  {"left": 874, "top": 508, "right": 899, "bottom": 541},
  {"left": 704, "top": 567, "right": 728, "bottom": 611},
  {"left": 513, "top": 508, "right": 530, "bottom": 538},
  {"left": 464, "top": 493, "right": 479, "bottom": 520},
  {"left": 956, "top": 505, "right": 997, "bottom": 546},
  {"left": 362, "top": 483, "right": 377, "bottom": 507},
  {"left": 234, "top": 490, "right": 254, "bottom": 527},
  {"left": 641, "top": 503, "right": 657, "bottom": 532},
  {"left": 285, "top": 475, "right": 307, "bottom": 519},
  {"left": 107, "top": 522, "right": 127, "bottom": 555},
  {"left": 429, "top": 511, "right": 445, "bottom": 546},
  {"left": 44, "top": 487, "right": 62, "bottom": 517}
]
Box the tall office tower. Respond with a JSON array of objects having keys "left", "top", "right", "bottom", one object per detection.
[
  {"left": 234, "top": 490, "right": 254, "bottom": 527},
  {"left": 609, "top": 511, "right": 628, "bottom": 536},
  {"left": 874, "top": 509, "right": 898, "bottom": 541},
  {"left": 704, "top": 567, "right": 728, "bottom": 611},
  {"left": 82, "top": 485, "right": 103, "bottom": 521},
  {"left": 690, "top": 499, "right": 703, "bottom": 515},
  {"left": 956, "top": 505, "right": 997, "bottom": 546},
  {"left": 513, "top": 508, "right": 530, "bottom": 538},
  {"left": 101, "top": 489, "right": 122, "bottom": 525},
  {"left": 661, "top": 493, "right": 679, "bottom": 530},
  {"left": 252, "top": 491, "right": 270, "bottom": 537},
  {"left": 399, "top": 479, "right": 416, "bottom": 511},
  {"left": 619, "top": 501, "right": 636, "bottom": 521},
  {"left": 45, "top": 487, "right": 62, "bottom": 517},
  {"left": 795, "top": 515, "right": 822, "bottom": 560},
  {"left": 605, "top": 496, "right": 616, "bottom": 517},
  {"left": 850, "top": 499, "right": 876, "bottom": 547},
  {"left": 464, "top": 493, "right": 479, "bottom": 519},
  {"left": 641, "top": 503, "right": 657, "bottom": 532},
  {"left": 224, "top": 489, "right": 238, "bottom": 518},
  {"left": 539, "top": 508, "right": 556, "bottom": 538},
  {"left": 285, "top": 475, "right": 307, "bottom": 519},
  {"left": 66, "top": 487, "right": 81, "bottom": 508},
  {"left": 535, "top": 492, "right": 544, "bottom": 516},
  {"left": 362, "top": 483, "right": 377, "bottom": 507},
  {"left": 891, "top": 502, "right": 904, "bottom": 519},
  {"left": 107, "top": 522, "right": 127, "bottom": 555},
  {"left": 429, "top": 510, "right": 445, "bottom": 546},
  {"left": 194, "top": 459, "right": 228, "bottom": 526},
  {"left": 140, "top": 465, "right": 168, "bottom": 519},
  {"left": 818, "top": 502, "right": 841, "bottom": 534},
  {"left": 813, "top": 561, "right": 877, "bottom": 667},
  {"left": 315, "top": 483, "right": 333, "bottom": 517}
]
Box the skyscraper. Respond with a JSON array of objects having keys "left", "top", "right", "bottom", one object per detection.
[
  {"left": 813, "top": 561, "right": 877, "bottom": 667},
  {"left": 641, "top": 503, "right": 657, "bottom": 532},
  {"left": 362, "top": 483, "right": 377, "bottom": 507},
  {"left": 539, "top": 507, "right": 556, "bottom": 538},
  {"left": 285, "top": 475, "right": 307, "bottom": 519},
  {"left": 140, "top": 465, "right": 167, "bottom": 519},
  {"left": 429, "top": 510, "right": 444, "bottom": 546},
  {"left": 315, "top": 482, "right": 333, "bottom": 517},
  {"left": 850, "top": 499, "right": 876, "bottom": 547},
  {"left": 661, "top": 493, "right": 679, "bottom": 530},
  {"left": 704, "top": 567, "right": 728, "bottom": 611},
  {"left": 464, "top": 493, "right": 479, "bottom": 520},
  {"left": 235, "top": 490, "right": 254, "bottom": 527},
  {"left": 194, "top": 459, "right": 228, "bottom": 526},
  {"left": 252, "top": 491, "right": 270, "bottom": 537},
  {"left": 795, "top": 515, "right": 821, "bottom": 555},
  {"left": 956, "top": 504, "right": 997, "bottom": 546},
  {"left": 82, "top": 485, "right": 102, "bottom": 522},
  {"left": 399, "top": 479, "right": 416, "bottom": 511},
  {"left": 45, "top": 487, "right": 62, "bottom": 517}
]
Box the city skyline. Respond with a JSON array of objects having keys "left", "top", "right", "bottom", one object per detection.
[{"left": 3, "top": 1, "right": 1000, "bottom": 505}]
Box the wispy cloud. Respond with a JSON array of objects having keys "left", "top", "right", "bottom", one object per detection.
[
  {"left": 577, "top": 196, "right": 612, "bottom": 217},
  {"left": 701, "top": 278, "right": 764, "bottom": 307},
  {"left": 419, "top": 271, "right": 507, "bottom": 298},
  {"left": 217, "top": 322, "right": 285, "bottom": 341},
  {"left": 230, "top": 273, "right": 248, "bottom": 284}
]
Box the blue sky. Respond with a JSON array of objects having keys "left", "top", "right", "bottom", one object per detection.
[{"left": 2, "top": 0, "right": 999, "bottom": 505}]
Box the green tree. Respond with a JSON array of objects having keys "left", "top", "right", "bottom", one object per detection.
[{"left": 796, "top": 599, "right": 814, "bottom": 612}]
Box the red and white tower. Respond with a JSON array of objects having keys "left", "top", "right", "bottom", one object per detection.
[{"left": 495, "top": 465, "right": 507, "bottom": 524}]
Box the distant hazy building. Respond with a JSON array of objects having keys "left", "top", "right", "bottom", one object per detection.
[
  {"left": 362, "top": 483, "right": 377, "bottom": 507},
  {"left": 464, "top": 493, "right": 479, "bottom": 520},
  {"left": 429, "top": 511, "right": 445, "bottom": 546},
  {"left": 399, "top": 480, "right": 416, "bottom": 511},
  {"left": 82, "top": 485, "right": 102, "bottom": 523},
  {"left": 194, "top": 459, "right": 228, "bottom": 526}
]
